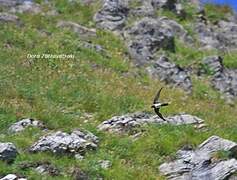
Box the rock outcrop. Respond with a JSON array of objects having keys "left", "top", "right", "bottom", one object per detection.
[
  {"left": 124, "top": 17, "right": 175, "bottom": 65},
  {"left": 151, "top": 0, "right": 185, "bottom": 16},
  {"left": 159, "top": 136, "right": 237, "bottom": 180},
  {"left": 0, "top": 142, "right": 18, "bottom": 163},
  {"left": 98, "top": 112, "right": 205, "bottom": 134},
  {"left": 128, "top": 0, "right": 185, "bottom": 17},
  {"left": 10, "top": 1, "right": 42, "bottom": 14},
  {"left": 8, "top": 118, "right": 45, "bottom": 133},
  {"left": 195, "top": 20, "right": 237, "bottom": 51},
  {"left": 159, "top": 17, "right": 193, "bottom": 44},
  {"left": 0, "top": 0, "right": 18, "bottom": 7},
  {"left": 0, "top": 174, "right": 26, "bottom": 180},
  {"left": 93, "top": 0, "right": 129, "bottom": 31},
  {"left": 57, "top": 21, "right": 97, "bottom": 38},
  {"left": 0, "top": 12, "right": 19, "bottom": 24},
  {"left": 203, "top": 56, "right": 237, "bottom": 101},
  {"left": 29, "top": 130, "right": 99, "bottom": 157},
  {"left": 147, "top": 56, "right": 192, "bottom": 92},
  {"left": 129, "top": 0, "right": 154, "bottom": 17}
]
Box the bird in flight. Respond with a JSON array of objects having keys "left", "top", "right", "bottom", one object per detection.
[{"left": 151, "top": 87, "right": 169, "bottom": 121}]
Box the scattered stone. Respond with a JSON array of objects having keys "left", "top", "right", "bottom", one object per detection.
[
  {"left": 71, "top": 167, "right": 89, "bottom": 180},
  {"left": 19, "top": 161, "right": 60, "bottom": 176},
  {"left": 8, "top": 118, "right": 45, "bottom": 133},
  {"left": 159, "top": 136, "right": 237, "bottom": 180},
  {"left": 35, "top": 164, "right": 60, "bottom": 176},
  {"left": 124, "top": 17, "right": 175, "bottom": 65},
  {"left": 202, "top": 56, "right": 237, "bottom": 101},
  {"left": 0, "top": 174, "right": 26, "bottom": 180},
  {"left": 99, "top": 160, "right": 112, "bottom": 169},
  {"left": 78, "top": 41, "right": 109, "bottom": 58},
  {"left": 98, "top": 112, "right": 205, "bottom": 134},
  {"left": 75, "top": 154, "right": 84, "bottom": 160},
  {"left": 80, "top": 42, "right": 104, "bottom": 52},
  {"left": 0, "top": 142, "right": 18, "bottom": 163},
  {"left": 57, "top": 21, "right": 97, "bottom": 38},
  {"left": 93, "top": 0, "right": 129, "bottom": 31},
  {"left": 147, "top": 56, "right": 192, "bottom": 92},
  {"left": 0, "top": 13, "right": 19, "bottom": 24},
  {"left": 29, "top": 129, "right": 99, "bottom": 156}
]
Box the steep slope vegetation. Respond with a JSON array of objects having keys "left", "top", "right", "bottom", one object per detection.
[{"left": 0, "top": 0, "right": 237, "bottom": 179}]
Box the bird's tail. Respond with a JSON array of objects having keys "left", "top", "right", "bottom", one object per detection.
[{"left": 161, "top": 103, "right": 169, "bottom": 106}]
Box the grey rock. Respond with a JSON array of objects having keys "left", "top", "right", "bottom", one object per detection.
[
  {"left": 10, "top": 1, "right": 42, "bottom": 14},
  {"left": 75, "top": 154, "right": 84, "bottom": 160},
  {"left": 8, "top": 118, "right": 45, "bottom": 133},
  {"left": 79, "top": 41, "right": 105, "bottom": 53},
  {"left": 0, "top": 142, "right": 18, "bottom": 163},
  {"left": 72, "top": 167, "right": 90, "bottom": 180},
  {"left": 213, "top": 69, "right": 237, "bottom": 101},
  {"left": 195, "top": 20, "right": 237, "bottom": 51},
  {"left": 19, "top": 161, "right": 60, "bottom": 176},
  {"left": 98, "top": 112, "right": 205, "bottom": 134},
  {"left": 128, "top": 0, "right": 185, "bottom": 17},
  {"left": 151, "top": 0, "right": 185, "bottom": 17},
  {"left": 99, "top": 160, "right": 112, "bottom": 169},
  {"left": 159, "top": 136, "right": 237, "bottom": 180},
  {"left": 29, "top": 129, "right": 98, "bottom": 156},
  {"left": 71, "top": 0, "right": 96, "bottom": 5},
  {"left": 0, "top": 174, "right": 26, "bottom": 180},
  {"left": 203, "top": 56, "right": 223, "bottom": 75},
  {"left": 57, "top": 21, "right": 96, "bottom": 39},
  {"left": 0, "top": 13, "right": 19, "bottom": 24},
  {"left": 151, "top": 0, "right": 176, "bottom": 10},
  {"left": 147, "top": 56, "right": 192, "bottom": 92},
  {"left": 129, "top": 0, "right": 155, "bottom": 17},
  {"left": 216, "top": 20, "right": 237, "bottom": 50},
  {"left": 195, "top": 22, "right": 221, "bottom": 50},
  {"left": 0, "top": 0, "right": 18, "bottom": 7},
  {"left": 159, "top": 17, "right": 193, "bottom": 44},
  {"left": 93, "top": 0, "right": 129, "bottom": 31},
  {"left": 203, "top": 56, "right": 237, "bottom": 101},
  {"left": 0, "top": 0, "right": 35, "bottom": 7},
  {"left": 78, "top": 41, "right": 110, "bottom": 60},
  {"left": 124, "top": 17, "right": 175, "bottom": 65},
  {"left": 35, "top": 164, "right": 60, "bottom": 176}
]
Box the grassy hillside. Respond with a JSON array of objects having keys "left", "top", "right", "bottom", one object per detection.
[{"left": 0, "top": 0, "right": 237, "bottom": 179}]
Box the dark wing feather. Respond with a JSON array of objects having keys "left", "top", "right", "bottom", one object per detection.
[
  {"left": 153, "top": 87, "right": 163, "bottom": 104},
  {"left": 154, "top": 108, "right": 166, "bottom": 121}
]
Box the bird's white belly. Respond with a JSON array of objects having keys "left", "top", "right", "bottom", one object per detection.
[{"left": 154, "top": 103, "right": 162, "bottom": 108}]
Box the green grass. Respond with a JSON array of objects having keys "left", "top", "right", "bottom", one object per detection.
[
  {"left": 204, "top": 3, "right": 233, "bottom": 23},
  {"left": 0, "top": 0, "right": 237, "bottom": 179}
]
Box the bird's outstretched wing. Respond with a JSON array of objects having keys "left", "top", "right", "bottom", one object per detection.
[
  {"left": 155, "top": 108, "right": 166, "bottom": 121},
  {"left": 153, "top": 87, "right": 163, "bottom": 104}
]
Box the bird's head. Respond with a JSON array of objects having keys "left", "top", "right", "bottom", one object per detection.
[{"left": 151, "top": 105, "right": 155, "bottom": 108}]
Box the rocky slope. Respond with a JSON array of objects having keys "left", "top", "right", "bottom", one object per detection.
[{"left": 0, "top": 0, "right": 237, "bottom": 179}]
